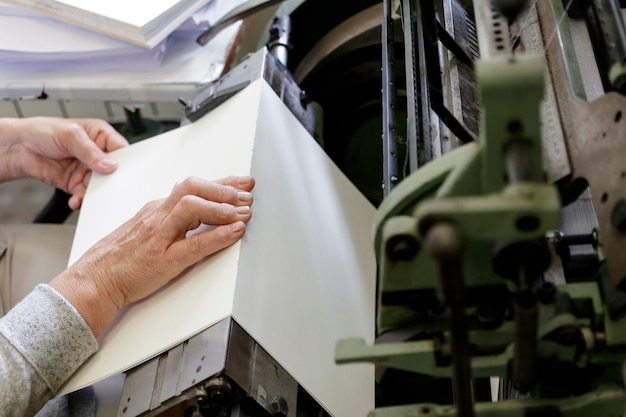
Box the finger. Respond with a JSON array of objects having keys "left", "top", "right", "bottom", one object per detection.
[
  {"left": 164, "top": 177, "right": 253, "bottom": 211},
  {"left": 74, "top": 118, "right": 129, "bottom": 152},
  {"left": 100, "top": 125, "right": 129, "bottom": 152},
  {"left": 213, "top": 176, "right": 255, "bottom": 192},
  {"left": 166, "top": 222, "right": 246, "bottom": 269},
  {"left": 66, "top": 168, "right": 92, "bottom": 210},
  {"left": 64, "top": 122, "right": 120, "bottom": 175},
  {"left": 161, "top": 195, "right": 251, "bottom": 240},
  {"left": 68, "top": 194, "right": 82, "bottom": 210}
]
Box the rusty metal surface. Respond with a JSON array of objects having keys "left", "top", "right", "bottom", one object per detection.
[{"left": 537, "top": 0, "right": 626, "bottom": 287}]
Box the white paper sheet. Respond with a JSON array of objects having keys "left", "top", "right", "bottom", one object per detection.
[
  {"left": 3, "top": 0, "right": 212, "bottom": 47},
  {"left": 62, "top": 79, "right": 376, "bottom": 417},
  {"left": 0, "top": 27, "right": 241, "bottom": 101},
  {"left": 61, "top": 79, "right": 262, "bottom": 395},
  {"left": 233, "top": 82, "right": 376, "bottom": 417},
  {"left": 0, "top": 0, "right": 239, "bottom": 74}
]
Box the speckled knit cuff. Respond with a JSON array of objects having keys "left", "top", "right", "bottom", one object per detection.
[{"left": 0, "top": 284, "right": 98, "bottom": 392}]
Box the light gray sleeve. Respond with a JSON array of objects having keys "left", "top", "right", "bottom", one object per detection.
[{"left": 0, "top": 284, "right": 98, "bottom": 417}]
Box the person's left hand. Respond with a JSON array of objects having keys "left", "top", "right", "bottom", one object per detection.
[{"left": 0, "top": 117, "right": 128, "bottom": 209}]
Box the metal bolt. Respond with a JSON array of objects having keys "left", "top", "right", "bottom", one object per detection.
[
  {"left": 611, "top": 199, "right": 626, "bottom": 232},
  {"left": 386, "top": 235, "right": 420, "bottom": 262},
  {"left": 194, "top": 386, "right": 208, "bottom": 406},
  {"left": 269, "top": 396, "right": 289, "bottom": 416}
]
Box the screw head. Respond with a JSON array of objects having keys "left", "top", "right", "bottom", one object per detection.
[
  {"left": 386, "top": 234, "right": 420, "bottom": 262},
  {"left": 269, "top": 396, "right": 289, "bottom": 416}
]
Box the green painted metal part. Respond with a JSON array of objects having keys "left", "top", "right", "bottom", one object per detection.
[
  {"left": 337, "top": 50, "right": 626, "bottom": 416},
  {"left": 374, "top": 54, "right": 560, "bottom": 333},
  {"left": 367, "top": 387, "right": 626, "bottom": 417}
]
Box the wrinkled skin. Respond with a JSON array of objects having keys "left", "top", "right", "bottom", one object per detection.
[
  {"left": 0, "top": 117, "right": 128, "bottom": 209},
  {"left": 0, "top": 117, "right": 255, "bottom": 337},
  {"left": 51, "top": 176, "right": 255, "bottom": 337}
]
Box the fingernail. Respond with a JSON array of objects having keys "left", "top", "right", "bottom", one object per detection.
[
  {"left": 238, "top": 176, "right": 252, "bottom": 185},
  {"left": 238, "top": 191, "right": 253, "bottom": 203},
  {"left": 236, "top": 206, "right": 250, "bottom": 215},
  {"left": 231, "top": 221, "right": 245, "bottom": 232},
  {"left": 101, "top": 157, "right": 118, "bottom": 168}
]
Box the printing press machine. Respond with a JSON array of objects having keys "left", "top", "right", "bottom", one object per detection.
[{"left": 8, "top": 0, "right": 626, "bottom": 416}]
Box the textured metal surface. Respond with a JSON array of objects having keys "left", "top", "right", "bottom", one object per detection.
[
  {"left": 117, "top": 317, "right": 305, "bottom": 417},
  {"left": 570, "top": 18, "right": 605, "bottom": 100},
  {"left": 118, "top": 358, "right": 160, "bottom": 417},
  {"left": 442, "top": 0, "right": 480, "bottom": 152},
  {"left": 537, "top": 0, "right": 626, "bottom": 287},
  {"left": 382, "top": 0, "right": 400, "bottom": 196},
  {"left": 225, "top": 321, "right": 299, "bottom": 417},
  {"left": 157, "top": 344, "right": 184, "bottom": 404},
  {"left": 178, "top": 318, "right": 231, "bottom": 392},
  {"left": 418, "top": 0, "right": 475, "bottom": 145},
  {"left": 560, "top": 188, "right": 599, "bottom": 256},
  {"left": 512, "top": 2, "right": 571, "bottom": 184},
  {"left": 402, "top": 0, "right": 420, "bottom": 173},
  {"left": 473, "top": 0, "right": 512, "bottom": 57}
]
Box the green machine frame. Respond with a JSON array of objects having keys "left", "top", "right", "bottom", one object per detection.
[{"left": 336, "top": 54, "right": 626, "bottom": 417}]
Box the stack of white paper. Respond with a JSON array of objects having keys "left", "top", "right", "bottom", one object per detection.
[
  {"left": 61, "top": 79, "right": 376, "bottom": 417},
  {"left": 0, "top": 3, "right": 167, "bottom": 71},
  {"left": 2, "top": 0, "right": 213, "bottom": 48},
  {"left": 0, "top": 0, "right": 248, "bottom": 107}
]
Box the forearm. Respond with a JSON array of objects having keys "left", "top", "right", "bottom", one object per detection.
[
  {"left": 0, "top": 118, "right": 28, "bottom": 182},
  {"left": 0, "top": 285, "right": 98, "bottom": 417}
]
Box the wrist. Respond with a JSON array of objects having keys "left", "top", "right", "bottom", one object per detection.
[
  {"left": 49, "top": 268, "right": 121, "bottom": 338},
  {"left": 0, "top": 118, "right": 28, "bottom": 182}
]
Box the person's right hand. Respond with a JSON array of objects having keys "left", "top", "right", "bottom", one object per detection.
[
  {"left": 0, "top": 117, "right": 129, "bottom": 209},
  {"left": 50, "top": 175, "right": 255, "bottom": 338}
]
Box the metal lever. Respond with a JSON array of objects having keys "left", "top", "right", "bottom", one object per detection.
[
  {"left": 426, "top": 223, "right": 475, "bottom": 417},
  {"left": 196, "top": 0, "right": 287, "bottom": 46}
]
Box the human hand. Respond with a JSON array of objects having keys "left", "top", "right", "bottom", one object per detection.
[
  {"left": 50, "top": 175, "right": 255, "bottom": 337},
  {"left": 0, "top": 117, "right": 128, "bottom": 209}
]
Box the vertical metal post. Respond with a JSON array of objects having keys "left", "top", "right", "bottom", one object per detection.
[
  {"left": 414, "top": 0, "right": 434, "bottom": 162},
  {"left": 268, "top": 15, "right": 291, "bottom": 67},
  {"left": 426, "top": 223, "right": 475, "bottom": 417},
  {"left": 382, "top": 0, "right": 400, "bottom": 196},
  {"left": 402, "top": 0, "right": 421, "bottom": 173}
]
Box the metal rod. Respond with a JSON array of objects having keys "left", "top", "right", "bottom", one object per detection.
[
  {"left": 402, "top": 0, "right": 421, "bottom": 173},
  {"left": 415, "top": 0, "right": 434, "bottom": 162},
  {"left": 505, "top": 141, "right": 533, "bottom": 183},
  {"left": 427, "top": 223, "right": 475, "bottom": 417},
  {"left": 268, "top": 15, "right": 291, "bottom": 67},
  {"left": 382, "top": 0, "right": 400, "bottom": 196},
  {"left": 512, "top": 268, "right": 538, "bottom": 393}
]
